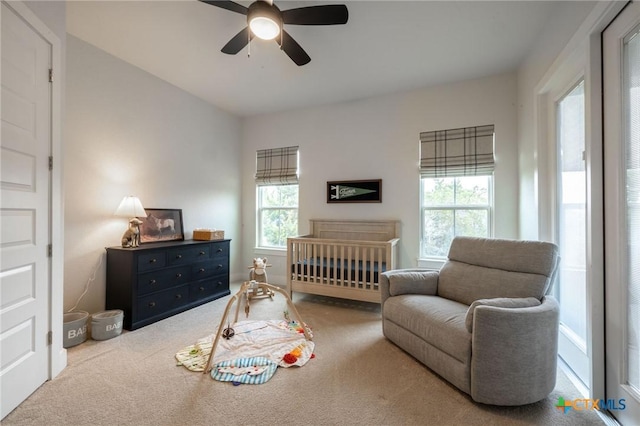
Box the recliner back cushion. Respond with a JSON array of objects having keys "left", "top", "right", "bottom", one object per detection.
[
  {"left": 447, "top": 237, "right": 558, "bottom": 277},
  {"left": 436, "top": 237, "right": 559, "bottom": 305},
  {"left": 438, "top": 261, "right": 549, "bottom": 306}
]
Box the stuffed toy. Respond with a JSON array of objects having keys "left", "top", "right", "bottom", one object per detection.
[{"left": 248, "top": 257, "right": 271, "bottom": 283}]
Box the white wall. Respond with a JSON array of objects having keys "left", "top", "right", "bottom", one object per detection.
[
  {"left": 241, "top": 72, "right": 519, "bottom": 284},
  {"left": 517, "top": 1, "right": 597, "bottom": 239},
  {"left": 64, "top": 35, "right": 242, "bottom": 314}
]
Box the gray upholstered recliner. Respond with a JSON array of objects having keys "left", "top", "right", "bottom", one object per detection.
[{"left": 380, "top": 236, "right": 560, "bottom": 406}]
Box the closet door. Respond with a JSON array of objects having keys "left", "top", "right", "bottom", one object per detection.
[{"left": 0, "top": 1, "right": 53, "bottom": 418}]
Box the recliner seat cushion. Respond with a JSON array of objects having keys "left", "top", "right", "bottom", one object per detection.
[{"left": 383, "top": 295, "right": 470, "bottom": 364}]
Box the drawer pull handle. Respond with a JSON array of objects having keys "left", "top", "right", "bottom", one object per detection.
[
  {"left": 149, "top": 279, "right": 157, "bottom": 285},
  {"left": 199, "top": 251, "right": 206, "bottom": 255},
  {"left": 199, "top": 268, "right": 205, "bottom": 273},
  {"left": 216, "top": 281, "right": 222, "bottom": 286},
  {"left": 176, "top": 254, "right": 182, "bottom": 259},
  {"left": 217, "top": 264, "right": 223, "bottom": 269},
  {"left": 216, "top": 248, "right": 223, "bottom": 253},
  {"left": 175, "top": 294, "right": 182, "bottom": 300},
  {"left": 149, "top": 302, "right": 156, "bottom": 308},
  {"left": 199, "top": 286, "right": 205, "bottom": 291},
  {"left": 150, "top": 259, "right": 157, "bottom": 263},
  {"left": 176, "top": 273, "right": 182, "bottom": 278}
]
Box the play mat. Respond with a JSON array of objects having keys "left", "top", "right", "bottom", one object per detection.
[{"left": 176, "top": 319, "right": 314, "bottom": 384}]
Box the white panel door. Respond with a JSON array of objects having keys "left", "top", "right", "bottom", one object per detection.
[
  {"left": 0, "top": 2, "right": 52, "bottom": 418},
  {"left": 604, "top": 1, "right": 640, "bottom": 423}
]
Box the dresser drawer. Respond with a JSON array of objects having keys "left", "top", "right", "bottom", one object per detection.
[
  {"left": 191, "top": 258, "right": 228, "bottom": 280},
  {"left": 136, "top": 285, "right": 190, "bottom": 321},
  {"left": 167, "top": 245, "right": 210, "bottom": 266},
  {"left": 138, "top": 251, "right": 166, "bottom": 272},
  {"left": 189, "top": 276, "right": 229, "bottom": 302},
  {"left": 138, "top": 266, "right": 190, "bottom": 295},
  {"left": 211, "top": 242, "right": 229, "bottom": 260}
]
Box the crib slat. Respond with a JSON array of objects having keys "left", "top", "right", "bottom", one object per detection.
[
  {"left": 319, "top": 243, "right": 324, "bottom": 284},
  {"left": 331, "top": 244, "right": 340, "bottom": 286}
]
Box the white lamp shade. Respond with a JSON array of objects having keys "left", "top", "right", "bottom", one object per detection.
[{"left": 115, "top": 196, "right": 147, "bottom": 218}]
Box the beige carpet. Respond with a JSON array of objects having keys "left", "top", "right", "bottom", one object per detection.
[{"left": 4, "top": 284, "right": 604, "bottom": 425}]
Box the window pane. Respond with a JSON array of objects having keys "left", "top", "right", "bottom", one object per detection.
[
  {"left": 258, "top": 185, "right": 298, "bottom": 248},
  {"left": 260, "top": 208, "right": 298, "bottom": 247},
  {"left": 422, "top": 209, "right": 454, "bottom": 257},
  {"left": 260, "top": 185, "right": 299, "bottom": 208},
  {"left": 625, "top": 31, "right": 640, "bottom": 390},
  {"left": 454, "top": 209, "right": 489, "bottom": 237},
  {"left": 455, "top": 176, "right": 489, "bottom": 205},
  {"left": 422, "top": 178, "right": 454, "bottom": 205},
  {"left": 557, "top": 81, "right": 588, "bottom": 346},
  {"left": 421, "top": 175, "right": 492, "bottom": 258}
]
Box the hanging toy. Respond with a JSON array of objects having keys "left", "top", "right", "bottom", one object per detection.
[{"left": 222, "top": 322, "right": 235, "bottom": 340}]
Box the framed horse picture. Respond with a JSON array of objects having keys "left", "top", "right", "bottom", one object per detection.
[{"left": 138, "top": 208, "right": 184, "bottom": 244}]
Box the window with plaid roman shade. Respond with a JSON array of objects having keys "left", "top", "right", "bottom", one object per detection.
[
  {"left": 255, "top": 146, "right": 299, "bottom": 185},
  {"left": 420, "top": 125, "right": 495, "bottom": 177}
]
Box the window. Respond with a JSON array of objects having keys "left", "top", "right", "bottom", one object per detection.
[
  {"left": 258, "top": 185, "right": 298, "bottom": 247},
  {"left": 419, "top": 125, "right": 495, "bottom": 258},
  {"left": 255, "top": 146, "right": 299, "bottom": 248},
  {"left": 421, "top": 176, "right": 492, "bottom": 257}
]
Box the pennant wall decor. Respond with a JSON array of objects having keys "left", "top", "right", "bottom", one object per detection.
[{"left": 326, "top": 179, "right": 382, "bottom": 203}]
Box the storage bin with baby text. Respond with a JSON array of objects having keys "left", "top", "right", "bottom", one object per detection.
[{"left": 91, "top": 310, "right": 124, "bottom": 340}]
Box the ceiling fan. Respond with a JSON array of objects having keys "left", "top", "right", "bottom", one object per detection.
[{"left": 199, "top": 0, "right": 349, "bottom": 66}]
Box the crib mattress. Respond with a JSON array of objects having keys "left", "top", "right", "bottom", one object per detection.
[{"left": 291, "top": 257, "right": 386, "bottom": 283}]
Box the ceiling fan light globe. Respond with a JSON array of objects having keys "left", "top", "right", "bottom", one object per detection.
[{"left": 249, "top": 17, "right": 280, "bottom": 40}]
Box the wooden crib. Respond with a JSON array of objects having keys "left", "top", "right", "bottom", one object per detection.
[{"left": 287, "top": 219, "right": 400, "bottom": 303}]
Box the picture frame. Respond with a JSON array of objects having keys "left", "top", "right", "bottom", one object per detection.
[
  {"left": 138, "top": 208, "right": 184, "bottom": 244},
  {"left": 327, "top": 179, "right": 382, "bottom": 203}
]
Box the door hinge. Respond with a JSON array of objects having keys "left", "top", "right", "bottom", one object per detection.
[
  {"left": 49, "top": 156, "right": 53, "bottom": 171},
  {"left": 48, "top": 244, "right": 52, "bottom": 257},
  {"left": 49, "top": 68, "right": 53, "bottom": 83},
  {"left": 47, "top": 331, "right": 52, "bottom": 345}
]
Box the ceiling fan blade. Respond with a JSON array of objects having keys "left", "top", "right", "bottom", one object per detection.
[
  {"left": 199, "top": 0, "right": 248, "bottom": 15},
  {"left": 282, "top": 5, "right": 348, "bottom": 25},
  {"left": 221, "top": 27, "right": 253, "bottom": 54},
  {"left": 280, "top": 30, "right": 311, "bottom": 66}
]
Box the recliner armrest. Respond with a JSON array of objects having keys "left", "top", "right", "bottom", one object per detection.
[
  {"left": 470, "top": 296, "right": 559, "bottom": 405},
  {"left": 380, "top": 269, "right": 439, "bottom": 305},
  {"left": 465, "top": 297, "right": 541, "bottom": 332}
]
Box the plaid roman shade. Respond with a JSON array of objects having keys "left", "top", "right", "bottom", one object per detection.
[
  {"left": 420, "top": 125, "right": 495, "bottom": 178},
  {"left": 255, "top": 146, "right": 299, "bottom": 185}
]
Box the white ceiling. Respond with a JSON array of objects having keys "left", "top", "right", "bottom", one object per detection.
[{"left": 67, "top": 1, "right": 567, "bottom": 117}]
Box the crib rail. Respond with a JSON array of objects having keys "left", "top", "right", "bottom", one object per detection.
[{"left": 287, "top": 236, "right": 399, "bottom": 303}]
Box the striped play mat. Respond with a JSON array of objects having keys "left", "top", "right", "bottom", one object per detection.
[{"left": 210, "top": 357, "right": 278, "bottom": 384}]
